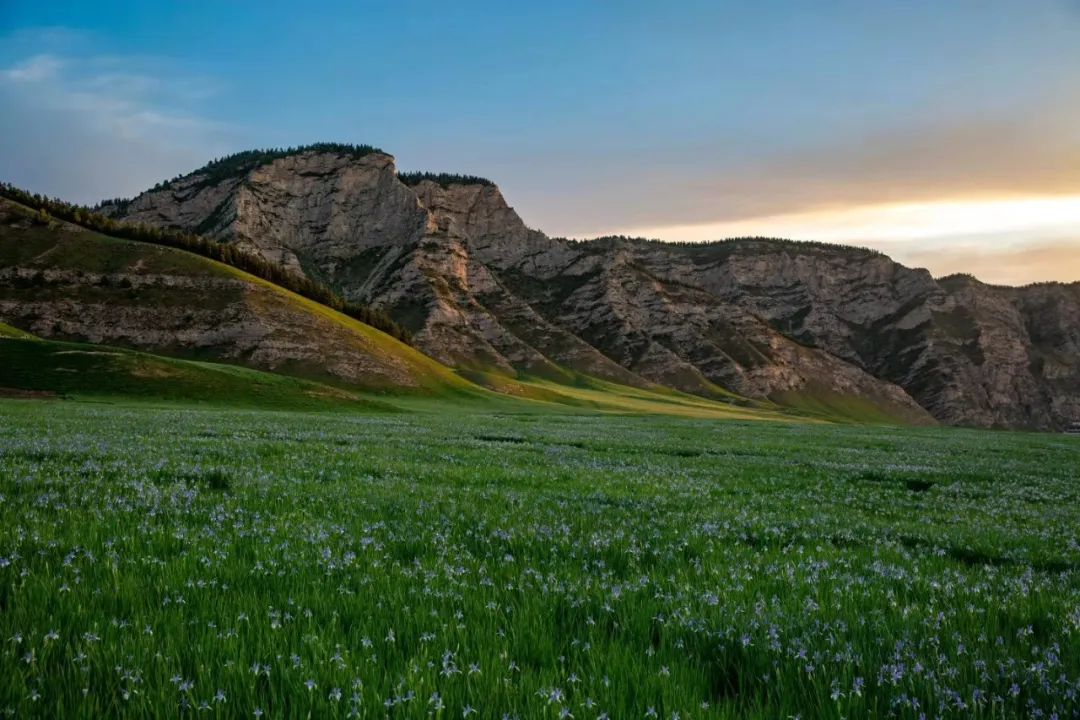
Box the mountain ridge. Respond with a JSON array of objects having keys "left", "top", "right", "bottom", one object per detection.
[{"left": 16, "top": 143, "right": 1080, "bottom": 428}]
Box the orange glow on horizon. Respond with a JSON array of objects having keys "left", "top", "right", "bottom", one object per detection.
[{"left": 611, "top": 195, "right": 1080, "bottom": 246}]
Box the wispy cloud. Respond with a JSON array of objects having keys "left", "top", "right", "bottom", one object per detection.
[
  {"left": 902, "top": 241, "right": 1080, "bottom": 287},
  {"left": 511, "top": 78, "right": 1080, "bottom": 242},
  {"left": 1, "top": 54, "right": 64, "bottom": 82},
  {"left": 603, "top": 196, "right": 1080, "bottom": 285},
  {"left": 0, "top": 43, "right": 236, "bottom": 204}
]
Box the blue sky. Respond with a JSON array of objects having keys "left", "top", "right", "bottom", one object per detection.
[{"left": 2, "top": 1, "right": 1080, "bottom": 283}]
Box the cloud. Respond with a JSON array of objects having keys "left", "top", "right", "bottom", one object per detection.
[
  {"left": 900, "top": 241, "right": 1080, "bottom": 286},
  {"left": 705, "top": 110, "right": 1080, "bottom": 222},
  {"left": 515, "top": 83, "right": 1080, "bottom": 238},
  {"left": 1, "top": 54, "right": 63, "bottom": 82},
  {"left": 613, "top": 196, "right": 1080, "bottom": 245},
  {"left": 0, "top": 48, "right": 236, "bottom": 205},
  {"left": 603, "top": 195, "right": 1080, "bottom": 286}
]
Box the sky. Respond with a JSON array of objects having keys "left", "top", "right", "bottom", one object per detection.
[{"left": 2, "top": 1, "right": 1080, "bottom": 285}]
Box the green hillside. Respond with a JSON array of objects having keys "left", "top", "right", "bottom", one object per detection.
[
  {"left": 0, "top": 200, "right": 474, "bottom": 395},
  {"left": 0, "top": 322, "right": 36, "bottom": 339},
  {"left": 0, "top": 336, "right": 397, "bottom": 411}
]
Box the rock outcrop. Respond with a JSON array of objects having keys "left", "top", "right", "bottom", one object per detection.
[{"left": 99, "top": 146, "right": 1080, "bottom": 428}]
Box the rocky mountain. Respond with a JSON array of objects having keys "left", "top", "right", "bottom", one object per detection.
[
  {"left": 0, "top": 199, "right": 472, "bottom": 395},
  {"left": 99, "top": 145, "right": 1080, "bottom": 429}
]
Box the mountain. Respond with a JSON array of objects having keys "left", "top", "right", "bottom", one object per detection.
[
  {"left": 0, "top": 198, "right": 474, "bottom": 395},
  {"left": 84, "top": 144, "right": 1080, "bottom": 429},
  {"left": 1, "top": 197, "right": 862, "bottom": 423}
]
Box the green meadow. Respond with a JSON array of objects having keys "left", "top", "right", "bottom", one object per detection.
[{"left": 1, "top": 400, "right": 1078, "bottom": 718}]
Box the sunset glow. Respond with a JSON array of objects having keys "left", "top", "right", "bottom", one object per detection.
[
  {"left": 609, "top": 195, "right": 1080, "bottom": 284},
  {"left": 616, "top": 195, "right": 1080, "bottom": 246}
]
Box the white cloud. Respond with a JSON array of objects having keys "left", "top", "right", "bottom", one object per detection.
[
  {"left": 1, "top": 54, "right": 64, "bottom": 82},
  {"left": 0, "top": 49, "right": 237, "bottom": 204}
]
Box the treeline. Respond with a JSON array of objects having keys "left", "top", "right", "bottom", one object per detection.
[
  {"left": 93, "top": 143, "right": 386, "bottom": 211},
  {"left": 397, "top": 172, "right": 495, "bottom": 189},
  {"left": 0, "top": 182, "right": 413, "bottom": 344},
  {"left": 566, "top": 234, "right": 883, "bottom": 257}
]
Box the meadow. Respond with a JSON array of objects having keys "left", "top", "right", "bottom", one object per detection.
[{"left": 1, "top": 401, "right": 1078, "bottom": 718}]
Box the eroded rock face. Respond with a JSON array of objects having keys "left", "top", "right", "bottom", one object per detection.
[
  {"left": 104, "top": 148, "right": 1080, "bottom": 428},
  {"left": 0, "top": 208, "right": 449, "bottom": 390}
]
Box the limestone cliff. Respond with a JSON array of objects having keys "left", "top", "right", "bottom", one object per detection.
[{"left": 99, "top": 146, "right": 1080, "bottom": 428}]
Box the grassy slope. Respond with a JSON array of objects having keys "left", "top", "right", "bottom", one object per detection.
[
  {"left": 0, "top": 206, "right": 473, "bottom": 394},
  {"left": 771, "top": 385, "right": 936, "bottom": 425},
  {"left": 0, "top": 322, "right": 36, "bottom": 339},
  {"left": 455, "top": 368, "right": 803, "bottom": 421},
  {"left": 0, "top": 336, "right": 398, "bottom": 412}
]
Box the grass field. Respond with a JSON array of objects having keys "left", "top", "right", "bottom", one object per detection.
[
  {"left": 0, "top": 334, "right": 832, "bottom": 422},
  {"left": 1, "top": 401, "right": 1078, "bottom": 718},
  {"left": 0, "top": 337, "right": 398, "bottom": 412}
]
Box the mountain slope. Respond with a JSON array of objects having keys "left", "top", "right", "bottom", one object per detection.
[
  {"left": 0, "top": 321, "right": 36, "bottom": 339},
  {"left": 0, "top": 335, "right": 398, "bottom": 411},
  {"left": 102, "top": 147, "right": 938, "bottom": 426},
  {"left": 0, "top": 199, "right": 474, "bottom": 395}
]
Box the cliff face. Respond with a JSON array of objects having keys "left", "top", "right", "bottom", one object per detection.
[{"left": 102, "top": 148, "right": 1080, "bottom": 428}]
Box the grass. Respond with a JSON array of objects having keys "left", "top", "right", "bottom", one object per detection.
[
  {"left": 459, "top": 369, "right": 795, "bottom": 421},
  {"left": 0, "top": 335, "right": 802, "bottom": 421},
  {"left": 0, "top": 337, "right": 397, "bottom": 412},
  {"left": 770, "top": 384, "right": 935, "bottom": 426},
  {"left": 0, "top": 221, "right": 235, "bottom": 278},
  {"left": 1, "top": 401, "right": 1078, "bottom": 718},
  {"left": 0, "top": 322, "right": 36, "bottom": 340}
]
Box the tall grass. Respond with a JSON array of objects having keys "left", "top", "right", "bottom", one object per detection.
[{"left": 0, "top": 403, "right": 1078, "bottom": 717}]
